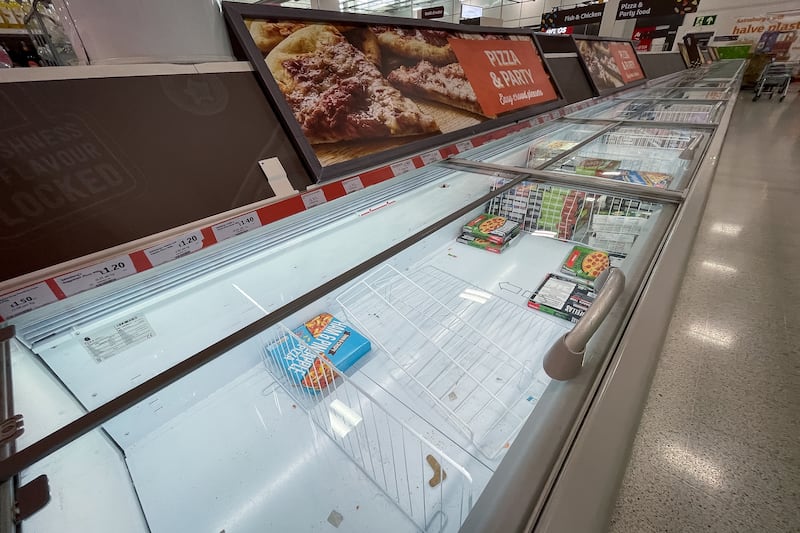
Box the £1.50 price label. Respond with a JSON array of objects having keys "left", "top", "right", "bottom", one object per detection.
[
  {"left": 144, "top": 230, "right": 204, "bottom": 267},
  {"left": 0, "top": 282, "right": 59, "bottom": 320},
  {"left": 55, "top": 255, "right": 137, "bottom": 297}
]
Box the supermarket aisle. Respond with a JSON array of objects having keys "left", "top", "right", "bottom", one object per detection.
[{"left": 608, "top": 87, "right": 800, "bottom": 532}]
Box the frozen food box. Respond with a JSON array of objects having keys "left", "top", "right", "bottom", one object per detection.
[
  {"left": 560, "top": 245, "right": 610, "bottom": 281},
  {"left": 613, "top": 169, "right": 674, "bottom": 188},
  {"left": 267, "top": 313, "right": 371, "bottom": 391},
  {"left": 457, "top": 229, "right": 519, "bottom": 253},
  {"left": 528, "top": 273, "right": 597, "bottom": 323},
  {"left": 575, "top": 158, "right": 622, "bottom": 177},
  {"left": 462, "top": 213, "right": 521, "bottom": 244}
]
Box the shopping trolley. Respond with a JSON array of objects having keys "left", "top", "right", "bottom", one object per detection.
[{"left": 752, "top": 60, "right": 797, "bottom": 102}]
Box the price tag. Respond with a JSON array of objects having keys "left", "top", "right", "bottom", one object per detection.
[
  {"left": 455, "top": 140, "right": 474, "bottom": 153},
  {"left": 0, "top": 282, "right": 59, "bottom": 320},
  {"left": 342, "top": 177, "right": 364, "bottom": 194},
  {"left": 390, "top": 159, "right": 417, "bottom": 176},
  {"left": 55, "top": 256, "right": 137, "bottom": 297},
  {"left": 144, "top": 230, "right": 204, "bottom": 267},
  {"left": 421, "top": 150, "right": 443, "bottom": 165},
  {"left": 301, "top": 189, "right": 327, "bottom": 209},
  {"left": 212, "top": 212, "right": 260, "bottom": 242}
]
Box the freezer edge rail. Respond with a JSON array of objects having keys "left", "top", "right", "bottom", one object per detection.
[{"left": 531, "top": 63, "right": 745, "bottom": 533}]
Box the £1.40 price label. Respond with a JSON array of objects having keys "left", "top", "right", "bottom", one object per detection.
[
  {"left": 0, "top": 282, "right": 59, "bottom": 320},
  {"left": 55, "top": 256, "right": 137, "bottom": 297},
  {"left": 212, "top": 212, "right": 260, "bottom": 242}
]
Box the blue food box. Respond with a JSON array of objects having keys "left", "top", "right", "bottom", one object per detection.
[{"left": 267, "top": 313, "right": 371, "bottom": 391}]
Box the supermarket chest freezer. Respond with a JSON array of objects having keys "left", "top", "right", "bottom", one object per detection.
[{"left": 0, "top": 61, "right": 744, "bottom": 533}]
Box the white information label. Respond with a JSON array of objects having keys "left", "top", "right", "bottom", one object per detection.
[
  {"left": 420, "top": 150, "right": 444, "bottom": 165},
  {"left": 0, "top": 282, "right": 58, "bottom": 320},
  {"left": 456, "top": 140, "right": 474, "bottom": 152},
  {"left": 81, "top": 315, "right": 156, "bottom": 363},
  {"left": 301, "top": 189, "right": 327, "bottom": 209},
  {"left": 55, "top": 256, "right": 137, "bottom": 297},
  {"left": 144, "top": 230, "right": 204, "bottom": 267},
  {"left": 212, "top": 212, "right": 260, "bottom": 242},
  {"left": 533, "top": 277, "right": 576, "bottom": 309},
  {"left": 342, "top": 177, "right": 364, "bottom": 194},
  {"left": 390, "top": 159, "right": 416, "bottom": 176}
]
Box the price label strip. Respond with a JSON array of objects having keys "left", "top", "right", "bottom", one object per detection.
[
  {"left": 0, "top": 282, "right": 59, "bottom": 320},
  {"left": 144, "top": 230, "right": 204, "bottom": 267},
  {"left": 55, "top": 256, "right": 137, "bottom": 298},
  {"left": 212, "top": 211, "right": 260, "bottom": 242},
  {"left": 342, "top": 177, "right": 364, "bottom": 194},
  {"left": 390, "top": 159, "right": 417, "bottom": 176}
]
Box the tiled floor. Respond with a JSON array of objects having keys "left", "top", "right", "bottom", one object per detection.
[{"left": 608, "top": 87, "right": 800, "bottom": 532}]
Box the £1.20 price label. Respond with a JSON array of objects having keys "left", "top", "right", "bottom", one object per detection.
[
  {"left": 0, "top": 282, "right": 59, "bottom": 320},
  {"left": 55, "top": 255, "right": 137, "bottom": 297},
  {"left": 144, "top": 230, "right": 204, "bottom": 267}
]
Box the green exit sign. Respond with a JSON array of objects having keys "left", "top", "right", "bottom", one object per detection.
[{"left": 694, "top": 15, "right": 717, "bottom": 26}]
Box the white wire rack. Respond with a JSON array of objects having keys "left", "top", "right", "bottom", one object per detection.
[
  {"left": 524, "top": 124, "right": 604, "bottom": 168},
  {"left": 637, "top": 102, "right": 722, "bottom": 123},
  {"left": 567, "top": 100, "right": 652, "bottom": 120},
  {"left": 261, "top": 324, "right": 472, "bottom": 532},
  {"left": 548, "top": 126, "right": 699, "bottom": 186},
  {"left": 486, "top": 176, "right": 656, "bottom": 256},
  {"left": 336, "top": 266, "right": 567, "bottom": 460}
]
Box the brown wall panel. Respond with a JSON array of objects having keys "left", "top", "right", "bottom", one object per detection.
[{"left": 0, "top": 71, "right": 313, "bottom": 282}]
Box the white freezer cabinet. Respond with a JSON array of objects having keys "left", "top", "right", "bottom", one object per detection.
[
  {"left": 0, "top": 156, "right": 680, "bottom": 532},
  {"left": 0, "top": 65, "right": 738, "bottom": 532}
]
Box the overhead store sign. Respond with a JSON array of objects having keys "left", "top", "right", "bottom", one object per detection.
[
  {"left": 421, "top": 6, "right": 444, "bottom": 19},
  {"left": 617, "top": 0, "right": 700, "bottom": 20},
  {"left": 542, "top": 4, "right": 605, "bottom": 30}
]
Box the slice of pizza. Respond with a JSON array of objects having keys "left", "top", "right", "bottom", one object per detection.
[
  {"left": 266, "top": 24, "right": 440, "bottom": 144},
  {"left": 388, "top": 60, "right": 485, "bottom": 116},
  {"left": 247, "top": 20, "right": 307, "bottom": 54},
  {"left": 370, "top": 26, "right": 457, "bottom": 64}
]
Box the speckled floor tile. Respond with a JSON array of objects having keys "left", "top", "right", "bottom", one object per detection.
[{"left": 608, "top": 89, "right": 800, "bottom": 533}]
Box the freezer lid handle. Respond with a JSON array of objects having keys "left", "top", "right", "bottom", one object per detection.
[{"left": 543, "top": 267, "right": 626, "bottom": 380}]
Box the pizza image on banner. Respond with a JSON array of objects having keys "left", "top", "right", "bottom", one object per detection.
[
  {"left": 577, "top": 40, "right": 623, "bottom": 90},
  {"left": 243, "top": 18, "right": 559, "bottom": 166}
]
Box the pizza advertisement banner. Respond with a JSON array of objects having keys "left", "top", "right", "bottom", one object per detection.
[
  {"left": 222, "top": 3, "right": 563, "bottom": 182},
  {"left": 574, "top": 37, "right": 646, "bottom": 95},
  {"left": 448, "top": 38, "right": 559, "bottom": 117},
  {"left": 608, "top": 42, "right": 645, "bottom": 83}
]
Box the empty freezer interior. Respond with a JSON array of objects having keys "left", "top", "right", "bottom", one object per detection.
[
  {"left": 8, "top": 156, "right": 674, "bottom": 531},
  {"left": 617, "top": 87, "right": 731, "bottom": 100},
  {"left": 460, "top": 121, "right": 607, "bottom": 169},
  {"left": 544, "top": 124, "right": 711, "bottom": 191},
  {"left": 7, "top": 156, "right": 537, "bottom": 449}
]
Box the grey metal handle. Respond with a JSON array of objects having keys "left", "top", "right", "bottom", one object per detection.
[{"left": 543, "top": 267, "right": 626, "bottom": 380}]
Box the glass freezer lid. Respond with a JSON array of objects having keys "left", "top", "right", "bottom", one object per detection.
[
  {"left": 544, "top": 124, "right": 711, "bottom": 191},
  {"left": 1, "top": 166, "right": 677, "bottom": 532},
  {"left": 568, "top": 98, "right": 724, "bottom": 124},
  {"left": 617, "top": 87, "right": 732, "bottom": 101},
  {"left": 462, "top": 120, "right": 608, "bottom": 169},
  {"left": 566, "top": 99, "right": 651, "bottom": 121}
]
